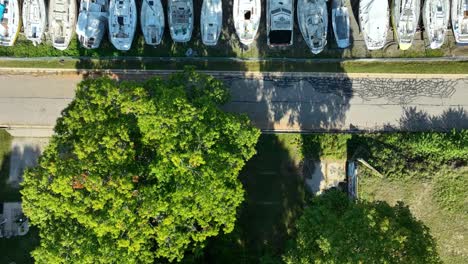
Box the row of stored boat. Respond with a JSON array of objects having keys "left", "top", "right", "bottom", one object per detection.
[{"left": 0, "top": 0, "right": 467, "bottom": 52}]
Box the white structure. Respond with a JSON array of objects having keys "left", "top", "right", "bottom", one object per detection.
[
  {"left": 141, "top": 0, "right": 165, "bottom": 46},
  {"left": 233, "top": 0, "right": 261, "bottom": 46},
  {"left": 22, "top": 0, "right": 47, "bottom": 46},
  {"left": 267, "top": 0, "right": 293, "bottom": 47},
  {"left": 298, "top": 0, "right": 328, "bottom": 54},
  {"left": 76, "top": 0, "right": 109, "bottom": 49},
  {"left": 49, "top": 0, "right": 77, "bottom": 50},
  {"left": 359, "top": 0, "right": 389, "bottom": 50},
  {"left": 393, "top": 0, "right": 420, "bottom": 50},
  {"left": 423, "top": 0, "right": 449, "bottom": 49},
  {"left": 331, "top": 0, "right": 350, "bottom": 48},
  {"left": 452, "top": 0, "right": 468, "bottom": 44},
  {"left": 168, "top": 0, "right": 193, "bottom": 42},
  {"left": 108, "top": 0, "right": 137, "bottom": 50},
  {"left": 0, "top": 0, "right": 20, "bottom": 46},
  {"left": 201, "top": 0, "right": 222, "bottom": 46}
]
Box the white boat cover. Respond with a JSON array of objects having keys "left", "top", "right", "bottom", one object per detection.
[
  {"left": 201, "top": 0, "right": 222, "bottom": 46},
  {"left": 267, "top": 0, "right": 293, "bottom": 47},
  {"left": 423, "top": 0, "right": 449, "bottom": 49},
  {"left": 49, "top": 0, "right": 77, "bottom": 50},
  {"left": 233, "top": 0, "right": 261, "bottom": 45},
  {"left": 168, "top": 0, "right": 193, "bottom": 42},
  {"left": 141, "top": 0, "right": 165, "bottom": 45},
  {"left": 452, "top": 0, "right": 468, "bottom": 43},
  {"left": 393, "top": 0, "right": 420, "bottom": 50},
  {"left": 332, "top": 0, "right": 350, "bottom": 48},
  {"left": 109, "top": 0, "right": 137, "bottom": 50},
  {"left": 0, "top": 0, "right": 20, "bottom": 46},
  {"left": 76, "top": 0, "right": 109, "bottom": 49},
  {"left": 359, "top": 0, "right": 389, "bottom": 50},
  {"left": 298, "top": 0, "right": 328, "bottom": 54},
  {"left": 22, "top": 0, "right": 47, "bottom": 46}
]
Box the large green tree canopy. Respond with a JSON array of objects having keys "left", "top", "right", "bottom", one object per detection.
[
  {"left": 21, "top": 70, "right": 260, "bottom": 263},
  {"left": 284, "top": 190, "right": 440, "bottom": 264}
]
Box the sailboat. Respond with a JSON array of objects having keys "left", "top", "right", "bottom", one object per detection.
[
  {"left": 76, "top": 0, "right": 109, "bottom": 49},
  {"left": 332, "top": 0, "right": 350, "bottom": 48},
  {"left": 422, "top": 0, "right": 449, "bottom": 49},
  {"left": 108, "top": 0, "right": 137, "bottom": 50},
  {"left": 298, "top": 0, "right": 328, "bottom": 54},
  {"left": 233, "top": 0, "right": 261, "bottom": 46},
  {"left": 201, "top": 0, "right": 222, "bottom": 46},
  {"left": 22, "top": 0, "right": 47, "bottom": 46},
  {"left": 392, "top": 0, "right": 421, "bottom": 50},
  {"left": 452, "top": 0, "right": 468, "bottom": 44},
  {"left": 267, "top": 0, "right": 294, "bottom": 47},
  {"left": 0, "top": 0, "right": 20, "bottom": 46},
  {"left": 49, "top": 0, "right": 77, "bottom": 50},
  {"left": 141, "top": 0, "right": 164, "bottom": 46},
  {"left": 359, "top": 0, "right": 389, "bottom": 50},
  {"left": 168, "top": 0, "right": 193, "bottom": 42}
]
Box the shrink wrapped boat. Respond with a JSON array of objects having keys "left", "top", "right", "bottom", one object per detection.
[
  {"left": 141, "top": 0, "right": 165, "bottom": 46},
  {"left": 233, "top": 0, "right": 261, "bottom": 45},
  {"left": 201, "top": 0, "right": 222, "bottom": 46},
  {"left": 23, "top": 0, "right": 47, "bottom": 45},
  {"left": 0, "top": 0, "right": 20, "bottom": 46}
]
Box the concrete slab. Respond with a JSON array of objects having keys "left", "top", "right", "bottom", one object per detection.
[{"left": 305, "top": 160, "right": 346, "bottom": 195}]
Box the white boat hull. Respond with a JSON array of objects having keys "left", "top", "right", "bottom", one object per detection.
[
  {"left": 141, "top": 0, "right": 165, "bottom": 46},
  {"left": 332, "top": 0, "right": 350, "bottom": 48},
  {"left": 0, "top": 0, "right": 20, "bottom": 46},
  {"left": 423, "top": 0, "right": 449, "bottom": 49},
  {"left": 359, "top": 0, "right": 389, "bottom": 50},
  {"left": 452, "top": 0, "right": 468, "bottom": 44},
  {"left": 233, "top": 0, "right": 261, "bottom": 46},
  {"left": 267, "top": 0, "right": 294, "bottom": 47},
  {"left": 298, "top": 0, "right": 328, "bottom": 54},
  {"left": 109, "top": 0, "right": 137, "bottom": 50},
  {"left": 22, "top": 0, "right": 47, "bottom": 46},
  {"left": 76, "top": 0, "right": 109, "bottom": 49},
  {"left": 393, "top": 0, "right": 421, "bottom": 50},
  {"left": 168, "top": 0, "right": 193, "bottom": 42},
  {"left": 201, "top": 0, "right": 222, "bottom": 46},
  {"left": 49, "top": 0, "right": 77, "bottom": 50}
]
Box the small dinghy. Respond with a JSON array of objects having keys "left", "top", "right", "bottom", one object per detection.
[
  {"left": 233, "top": 0, "right": 261, "bottom": 46},
  {"left": 109, "top": 0, "right": 137, "bottom": 50},
  {"left": 141, "top": 0, "right": 164, "bottom": 46},
  {"left": 76, "top": 0, "right": 109, "bottom": 49},
  {"left": 0, "top": 0, "right": 20, "bottom": 46},
  {"left": 392, "top": 0, "right": 421, "bottom": 50},
  {"left": 423, "top": 0, "right": 449, "bottom": 49},
  {"left": 168, "top": 0, "right": 193, "bottom": 42},
  {"left": 201, "top": 0, "right": 222, "bottom": 46},
  {"left": 49, "top": 0, "right": 77, "bottom": 50},
  {"left": 23, "top": 0, "right": 47, "bottom": 45},
  {"left": 331, "top": 0, "right": 350, "bottom": 48},
  {"left": 359, "top": 0, "right": 389, "bottom": 50},
  {"left": 452, "top": 0, "right": 468, "bottom": 44},
  {"left": 267, "top": 0, "right": 294, "bottom": 47},
  {"left": 298, "top": 0, "right": 328, "bottom": 54}
]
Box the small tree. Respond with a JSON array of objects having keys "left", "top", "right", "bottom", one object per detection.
[
  {"left": 21, "top": 70, "right": 260, "bottom": 263},
  {"left": 284, "top": 190, "right": 440, "bottom": 264}
]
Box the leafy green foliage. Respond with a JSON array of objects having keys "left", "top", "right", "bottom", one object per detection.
[
  {"left": 21, "top": 70, "right": 260, "bottom": 263},
  {"left": 301, "top": 134, "right": 351, "bottom": 160},
  {"left": 283, "top": 190, "right": 441, "bottom": 264},
  {"left": 433, "top": 168, "right": 468, "bottom": 213}
]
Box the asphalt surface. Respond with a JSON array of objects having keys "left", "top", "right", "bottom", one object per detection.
[{"left": 0, "top": 71, "right": 467, "bottom": 135}]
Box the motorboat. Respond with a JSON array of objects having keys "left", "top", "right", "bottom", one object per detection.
[
  {"left": 108, "top": 0, "right": 137, "bottom": 50},
  {"left": 392, "top": 0, "right": 420, "bottom": 50},
  {"left": 233, "top": 0, "right": 261, "bottom": 46},
  {"left": 331, "top": 0, "right": 350, "bottom": 48},
  {"left": 49, "top": 0, "right": 77, "bottom": 50},
  {"left": 359, "top": 0, "right": 389, "bottom": 50},
  {"left": 298, "top": 0, "right": 328, "bottom": 54},
  {"left": 22, "top": 0, "right": 47, "bottom": 46},
  {"left": 201, "top": 0, "right": 222, "bottom": 46},
  {"left": 141, "top": 0, "right": 165, "bottom": 46},
  {"left": 168, "top": 0, "right": 193, "bottom": 42},
  {"left": 0, "top": 0, "right": 20, "bottom": 46},
  {"left": 423, "top": 0, "right": 449, "bottom": 49},
  {"left": 76, "top": 0, "right": 109, "bottom": 49},
  {"left": 267, "top": 0, "right": 294, "bottom": 47},
  {"left": 452, "top": 0, "right": 468, "bottom": 43}
]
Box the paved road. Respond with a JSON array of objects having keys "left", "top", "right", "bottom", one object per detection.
[{"left": 0, "top": 71, "right": 467, "bottom": 136}]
